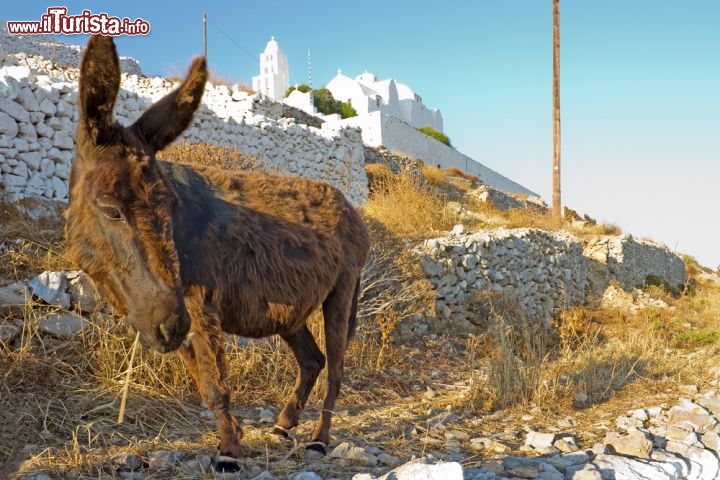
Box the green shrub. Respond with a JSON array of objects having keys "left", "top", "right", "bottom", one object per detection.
[
  {"left": 419, "top": 126, "right": 452, "bottom": 147},
  {"left": 338, "top": 101, "right": 358, "bottom": 119},
  {"left": 285, "top": 84, "right": 312, "bottom": 97},
  {"left": 312, "top": 88, "right": 357, "bottom": 118}
]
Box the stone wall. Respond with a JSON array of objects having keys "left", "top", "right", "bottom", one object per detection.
[
  {"left": 584, "top": 234, "right": 686, "bottom": 294},
  {"left": 0, "top": 28, "right": 368, "bottom": 205},
  {"left": 416, "top": 227, "right": 686, "bottom": 333}
]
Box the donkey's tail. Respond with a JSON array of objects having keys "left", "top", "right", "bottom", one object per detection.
[{"left": 347, "top": 278, "right": 361, "bottom": 343}]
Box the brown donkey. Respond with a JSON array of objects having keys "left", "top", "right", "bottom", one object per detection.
[{"left": 66, "top": 36, "right": 370, "bottom": 468}]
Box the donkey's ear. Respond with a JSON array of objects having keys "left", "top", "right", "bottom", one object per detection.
[
  {"left": 79, "top": 35, "right": 120, "bottom": 144},
  {"left": 130, "top": 57, "right": 208, "bottom": 153}
]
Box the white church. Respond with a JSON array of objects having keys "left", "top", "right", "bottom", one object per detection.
[
  {"left": 251, "top": 37, "right": 443, "bottom": 133},
  {"left": 248, "top": 37, "right": 535, "bottom": 198}
]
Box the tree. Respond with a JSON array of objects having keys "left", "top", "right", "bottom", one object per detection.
[{"left": 552, "top": 0, "right": 562, "bottom": 217}]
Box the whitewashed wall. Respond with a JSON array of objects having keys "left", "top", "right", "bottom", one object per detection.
[{"left": 341, "top": 111, "right": 536, "bottom": 196}]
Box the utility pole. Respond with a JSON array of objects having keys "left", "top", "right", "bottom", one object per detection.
[
  {"left": 552, "top": 0, "right": 562, "bottom": 217},
  {"left": 203, "top": 13, "right": 207, "bottom": 57}
]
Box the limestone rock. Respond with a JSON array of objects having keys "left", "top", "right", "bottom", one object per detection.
[
  {"left": 353, "top": 459, "right": 463, "bottom": 480},
  {"left": 604, "top": 430, "right": 653, "bottom": 458},
  {"left": 28, "top": 270, "right": 70, "bottom": 309},
  {"left": 147, "top": 450, "right": 184, "bottom": 470},
  {"left": 329, "top": 441, "right": 378, "bottom": 466},
  {"left": 0, "top": 111, "right": 18, "bottom": 137},
  {"left": 37, "top": 312, "right": 89, "bottom": 338}
]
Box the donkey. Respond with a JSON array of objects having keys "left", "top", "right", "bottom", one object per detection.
[{"left": 66, "top": 35, "right": 370, "bottom": 467}]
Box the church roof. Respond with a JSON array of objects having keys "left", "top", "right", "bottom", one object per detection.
[{"left": 264, "top": 36, "right": 280, "bottom": 52}]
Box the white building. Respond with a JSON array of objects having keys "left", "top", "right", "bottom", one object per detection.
[
  {"left": 251, "top": 37, "right": 289, "bottom": 100},
  {"left": 324, "top": 70, "right": 443, "bottom": 133}
]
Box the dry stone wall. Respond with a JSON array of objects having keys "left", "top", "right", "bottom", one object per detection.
[
  {"left": 417, "top": 227, "right": 686, "bottom": 332},
  {"left": 0, "top": 26, "right": 368, "bottom": 205},
  {"left": 584, "top": 234, "right": 686, "bottom": 294}
]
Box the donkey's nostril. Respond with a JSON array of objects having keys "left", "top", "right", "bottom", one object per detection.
[{"left": 158, "top": 323, "right": 172, "bottom": 343}]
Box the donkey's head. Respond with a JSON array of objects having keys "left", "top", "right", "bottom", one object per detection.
[{"left": 66, "top": 36, "right": 207, "bottom": 353}]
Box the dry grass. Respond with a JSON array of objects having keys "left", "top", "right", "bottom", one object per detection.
[
  {"left": 157, "top": 141, "right": 262, "bottom": 172},
  {"left": 0, "top": 200, "right": 71, "bottom": 282},
  {"left": 420, "top": 164, "right": 446, "bottom": 187},
  {"left": 447, "top": 166, "right": 479, "bottom": 184},
  {"left": 362, "top": 170, "right": 460, "bottom": 237},
  {"left": 465, "top": 282, "right": 720, "bottom": 415}
]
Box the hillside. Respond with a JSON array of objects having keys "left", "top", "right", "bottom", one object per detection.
[
  {"left": 2, "top": 27, "right": 720, "bottom": 480},
  {"left": 2, "top": 145, "right": 720, "bottom": 479}
]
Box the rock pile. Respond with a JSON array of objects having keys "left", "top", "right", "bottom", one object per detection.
[{"left": 0, "top": 269, "right": 104, "bottom": 343}]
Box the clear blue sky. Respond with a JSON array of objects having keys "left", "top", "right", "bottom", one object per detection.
[{"left": 6, "top": 2, "right": 720, "bottom": 268}]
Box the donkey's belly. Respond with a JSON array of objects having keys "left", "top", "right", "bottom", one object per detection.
[{"left": 219, "top": 297, "right": 322, "bottom": 339}]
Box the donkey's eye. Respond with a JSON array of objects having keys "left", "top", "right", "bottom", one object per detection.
[{"left": 96, "top": 201, "right": 125, "bottom": 222}]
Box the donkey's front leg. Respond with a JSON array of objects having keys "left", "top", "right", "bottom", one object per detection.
[{"left": 177, "top": 300, "right": 244, "bottom": 468}]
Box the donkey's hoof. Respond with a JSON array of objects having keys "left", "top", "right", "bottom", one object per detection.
[
  {"left": 304, "top": 442, "right": 327, "bottom": 461},
  {"left": 214, "top": 454, "right": 241, "bottom": 473}
]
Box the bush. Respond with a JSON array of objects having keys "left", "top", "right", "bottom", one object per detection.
[
  {"left": 285, "top": 86, "right": 357, "bottom": 118},
  {"left": 312, "top": 88, "right": 357, "bottom": 119},
  {"left": 285, "top": 84, "right": 312, "bottom": 97},
  {"left": 419, "top": 126, "right": 451, "bottom": 147}
]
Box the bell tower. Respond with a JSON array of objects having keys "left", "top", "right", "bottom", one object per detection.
[{"left": 252, "top": 36, "right": 289, "bottom": 100}]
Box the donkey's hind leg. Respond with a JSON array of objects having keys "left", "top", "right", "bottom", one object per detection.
[
  {"left": 309, "top": 276, "right": 359, "bottom": 454},
  {"left": 274, "top": 325, "right": 326, "bottom": 436}
]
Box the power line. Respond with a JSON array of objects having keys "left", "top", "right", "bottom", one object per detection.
[{"left": 206, "top": 16, "right": 259, "bottom": 63}]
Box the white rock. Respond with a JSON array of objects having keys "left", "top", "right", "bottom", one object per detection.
[
  {"left": 591, "top": 454, "right": 677, "bottom": 480},
  {"left": 37, "top": 312, "right": 89, "bottom": 338},
  {"left": 17, "top": 121, "right": 37, "bottom": 140},
  {"left": 52, "top": 176, "right": 68, "bottom": 200},
  {"left": 2, "top": 173, "right": 27, "bottom": 188},
  {"left": 666, "top": 440, "right": 720, "bottom": 480},
  {"left": 56, "top": 99, "right": 73, "bottom": 118},
  {"left": 18, "top": 86, "right": 40, "bottom": 111},
  {"left": 1, "top": 65, "right": 32, "bottom": 83},
  {"left": 0, "top": 111, "right": 18, "bottom": 137},
  {"left": 525, "top": 430, "right": 556, "bottom": 450},
  {"left": 39, "top": 97, "right": 57, "bottom": 116},
  {"left": 54, "top": 163, "right": 70, "bottom": 180},
  {"left": 368, "top": 459, "right": 463, "bottom": 480},
  {"left": 18, "top": 151, "right": 42, "bottom": 170},
  {"left": 11, "top": 161, "right": 28, "bottom": 179},
  {"left": 28, "top": 270, "right": 70, "bottom": 308},
  {"left": 147, "top": 450, "right": 183, "bottom": 470},
  {"left": 40, "top": 157, "right": 55, "bottom": 178},
  {"left": 290, "top": 473, "right": 322, "bottom": 480},
  {"left": 329, "top": 441, "right": 378, "bottom": 466},
  {"left": 0, "top": 73, "right": 22, "bottom": 100},
  {"left": 53, "top": 131, "right": 74, "bottom": 149},
  {"left": 0, "top": 98, "right": 30, "bottom": 123}
]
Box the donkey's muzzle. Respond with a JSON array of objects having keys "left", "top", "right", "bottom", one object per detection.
[{"left": 129, "top": 310, "right": 190, "bottom": 354}]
